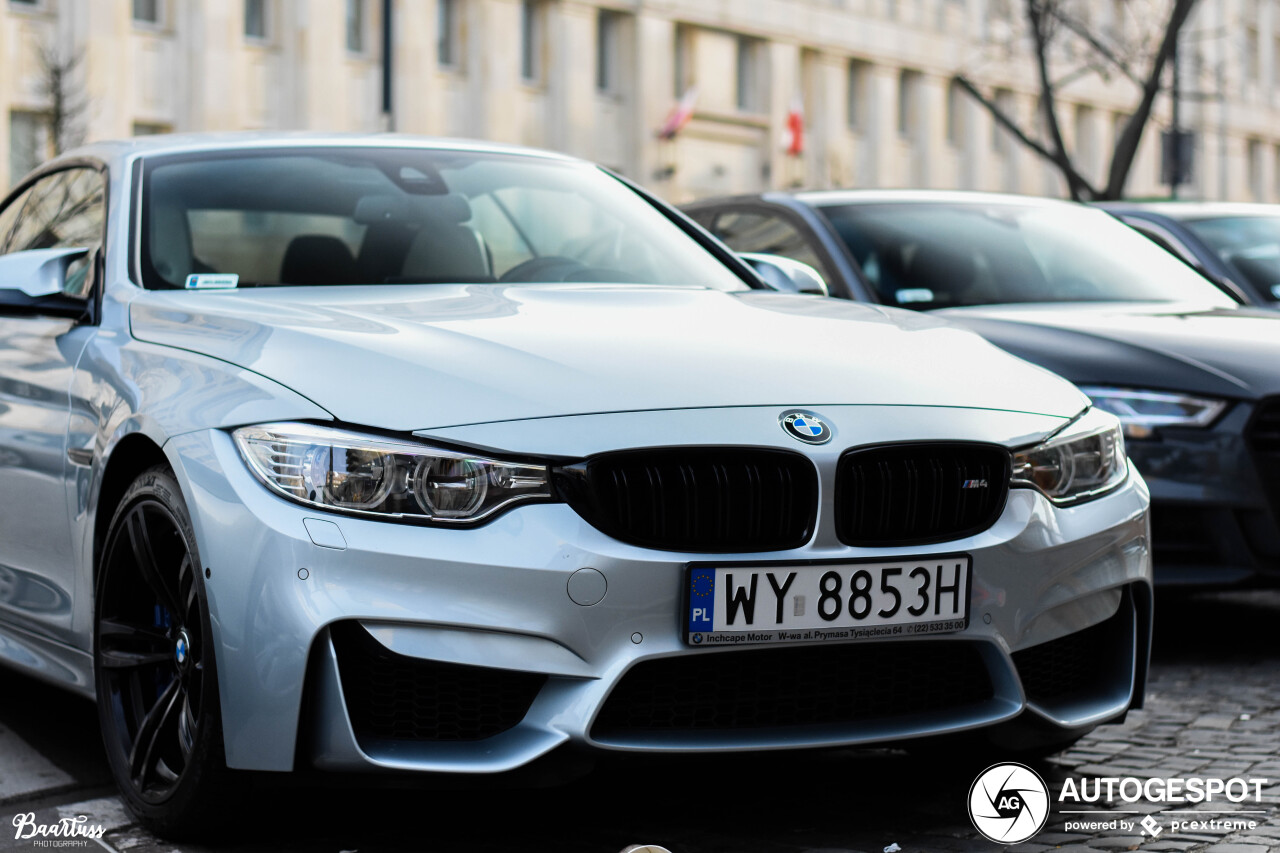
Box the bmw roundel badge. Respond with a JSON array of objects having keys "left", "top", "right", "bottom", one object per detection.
[{"left": 779, "top": 410, "right": 832, "bottom": 445}]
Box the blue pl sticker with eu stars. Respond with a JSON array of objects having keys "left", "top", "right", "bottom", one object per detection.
[{"left": 688, "top": 568, "right": 716, "bottom": 635}]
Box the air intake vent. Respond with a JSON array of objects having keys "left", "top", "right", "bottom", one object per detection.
[
  {"left": 591, "top": 641, "right": 992, "bottom": 737},
  {"left": 555, "top": 448, "right": 817, "bottom": 552},
  {"left": 330, "top": 622, "right": 545, "bottom": 743},
  {"left": 835, "top": 443, "right": 1010, "bottom": 546}
]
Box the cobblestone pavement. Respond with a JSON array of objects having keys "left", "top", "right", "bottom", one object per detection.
[{"left": 1, "top": 590, "right": 1277, "bottom": 853}]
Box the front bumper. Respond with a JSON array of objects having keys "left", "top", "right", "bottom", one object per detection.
[{"left": 165, "top": 409, "right": 1151, "bottom": 775}]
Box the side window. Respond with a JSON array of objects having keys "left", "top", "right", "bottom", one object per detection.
[
  {"left": 710, "top": 210, "right": 827, "bottom": 276},
  {"left": 4, "top": 168, "right": 106, "bottom": 299},
  {"left": 0, "top": 186, "right": 35, "bottom": 254}
]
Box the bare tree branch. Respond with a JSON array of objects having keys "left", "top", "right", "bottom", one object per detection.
[
  {"left": 1028, "top": 0, "right": 1101, "bottom": 199},
  {"left": 1048, "top": 9, "right": 1146, "bottom": 86},
  {"left": 953, "top": 75, "right": 1058, "bottom": 163},
  {"left": 1103, "top": 0, "right": 1198, "bottom": 198},
  {"left": 35, "top": 41, "right": 87, "bottom": 155}
]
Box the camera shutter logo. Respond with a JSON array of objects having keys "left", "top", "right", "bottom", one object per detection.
[{"left": 968, "top": 763, "right": 1050, "bottom": 844}]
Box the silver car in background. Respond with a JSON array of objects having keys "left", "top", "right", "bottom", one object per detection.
[{"left": 0, "top": 135, "right": 1150, "bottom": 834}]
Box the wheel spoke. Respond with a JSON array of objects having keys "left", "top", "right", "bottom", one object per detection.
[
  {"left": 177, "top": 694, "right": 196, "bottom": 757},
  {"left": 100, "top": 648, "right": 173, "bottom": 669},
  {"left": 99, "top": 618, "right": 171, "bottom": 670},
  {"left": 128, "top": 677, "right": 181, "bottom": 788},
  {"left": 126, "top": 508, "right": 183, "bottom": 617}
]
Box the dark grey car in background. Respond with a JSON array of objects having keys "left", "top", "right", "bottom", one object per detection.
[
  {"left": 1099, "top": 202, "right": 1280, "bottom": 309},
  {"left": 683, "top": 191, "right": 1280, "bottom": 587}
]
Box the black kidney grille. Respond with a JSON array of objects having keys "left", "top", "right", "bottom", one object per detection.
[
  {"left": 330, "top": 622, "right": 545, "bottom": 743},
  {"left": 555, "top": 448, "right": 818, "bottom": 552},
  {"left": 836, "top": 443, "right": 1010, "bottom": 546},
  {"left": 591, "top": 641, "right": 992, "bottom": 736},
  {"left": 1248, "top": 398, "right": 1280, "bottom": 454}
]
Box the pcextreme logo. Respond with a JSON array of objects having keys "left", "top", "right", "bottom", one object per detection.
[{"left": 968, "top": 763, "right": 1051, "bottom": 844}]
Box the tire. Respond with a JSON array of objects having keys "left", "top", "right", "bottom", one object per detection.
[{"left": 94, "top": 465, "right": 230, "bottom": 837}]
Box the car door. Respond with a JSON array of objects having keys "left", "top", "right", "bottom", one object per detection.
[{"left": 0, "top": 167, "right": 104, "bottom": 645}]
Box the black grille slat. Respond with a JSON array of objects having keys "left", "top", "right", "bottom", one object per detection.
[
  {"left": 592, "top": 642, "right": 993, "bottom": 736},
  {"left": 556, "top": 449, "right": 818, "bottom": 552},
  {"left": 1247, "top": 398, "right": 1280, "bottom": 533},
  {"left": 331, "top": 623, "right": 545, "bottom": 743},
  {"left": 1248, "top": 398, "right": 1280, "bottom": 454},
  {"left": 835, "top": 443, "right": 1010, "bottom": 546}
]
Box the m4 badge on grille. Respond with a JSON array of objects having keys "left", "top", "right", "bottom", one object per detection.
[
  {"left": 779, "top": 410, "right": 832, "bottom": 445},
  {"left": 962, "top": 479, "right": 989, "bottom": 489}
]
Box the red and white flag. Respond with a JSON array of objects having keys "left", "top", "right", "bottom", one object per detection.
[
  {"left": 657, "top": 86, "right": 699, "bottom": 140},
  {"left": 783, "top": 93, "right": 804, "bottom": 156}
]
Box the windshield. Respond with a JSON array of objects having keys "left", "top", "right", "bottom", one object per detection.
[
  {"left": 1182, "top": 216, "right": 1280, "bottom": 302},
  {"left": 138, "top": 148, "right": 749, "bottom": 291},
  {"left": 818, "top": 202, "right": 1236, "bottom": 310}
]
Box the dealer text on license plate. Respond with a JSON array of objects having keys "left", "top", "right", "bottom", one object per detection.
[{"left": 686, "top": 556, "right": 970, "bottom": 645}]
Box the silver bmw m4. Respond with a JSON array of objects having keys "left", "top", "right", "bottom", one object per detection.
[{"left": 0, "top": 134, "right": 1150, "bottom": 833}]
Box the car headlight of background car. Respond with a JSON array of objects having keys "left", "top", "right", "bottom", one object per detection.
[
  {"left": 233, "top": 422, "right": 550, "bottom": 523},
  {"left": 1079, "top": 387, "right": 1228, "bottom": 439},
  {"left": 1011, "top": 407, "right": 1128, "bottom": 505}
]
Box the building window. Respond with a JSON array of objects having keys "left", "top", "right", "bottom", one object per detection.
[
  {"left": 847, "top": 59, "right": 869, "bottom": 131},
  {"left": 244, "top": 0, "right": 268, "bottom": 40},
  {"left": 437, "top": 0, "right": 460, "bottom": 67},
  {"left": 8, "top": 0, "right": 40, "bottom": 7},
  {"left": 1247, "top": 138, "right": 1264, "bottom": 200},
  {"left": 992, "top": 88, "right": 1014, "bottom": 154},
  {"left": 1273, "top": 144, "right": 1280, "bottom": 199},
  {"left": 596, "top": 10, "right": 622, "bottom": 94},
  {"left": 1245, "top": 25, "right": 1260, "bottom": 82},
  {"left": 1074, "top": 104, "right": 1096, "bottom": 174},
  {"left": 674, "top": 25, "right": 692, "bottom": 98},
  {"left": 132, "top": 0, "right": 161, "bottom": 24},
  {"left": 520, "top": 0, "right": 544, "bottom": 83},
  {"left": 897, "top": 69, "right": 921, "bottom": 140},
  {"left": 8, "top": 111, "right": 51, "bottom": 187},
  {"left": 345, "top": 0, "right": 365, "bottom": 52},
  {"left": 736, "top": 37, "right": 761, "bottom": 112},
  {"left": 946, "top": 78, "right": 965, "bottom": 147}
]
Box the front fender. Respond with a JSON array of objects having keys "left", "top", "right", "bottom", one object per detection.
[{"left": 66, "top": 331, "right": 333, "bottom": 647}]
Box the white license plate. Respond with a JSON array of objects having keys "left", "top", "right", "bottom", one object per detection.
[{"left": 685, "top": 556, "right": 971, "bottom": 646}]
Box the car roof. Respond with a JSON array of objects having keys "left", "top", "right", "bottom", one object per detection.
[
  {"left": 1097, "top": 200, "right": 1280, "bottom": 220},
  {"left": 51, "top": 131, "right": 582, "bottom": 172},
  {"left": 688, "top": 188, "right": 1081, "bottom": 211}
]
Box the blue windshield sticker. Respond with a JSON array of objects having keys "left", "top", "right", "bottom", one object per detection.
[{"left": 185, "top": 274, "right": 239, "bottom": 290}]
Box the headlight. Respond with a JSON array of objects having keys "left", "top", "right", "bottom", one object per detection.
[
  {"left": 1079, "top": 387, "right": 1227, "bottom": 439},
  {"left": 233, "top": 423, "right": 550, "bottom": 523},
  {"left": 1011, "top": 407, "right": 1128, "bottom": 505}
]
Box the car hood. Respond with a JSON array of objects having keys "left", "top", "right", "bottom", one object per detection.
[
  {"left": 129, "top": 284, "right": 1087, "bottom": 431},
  {"left": 935, "top": 302, "right": 1280, "bottom": 399}
]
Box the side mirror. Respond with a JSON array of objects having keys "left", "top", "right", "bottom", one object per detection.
[
  {"left": 738, "top": 252, "right": 830, "bottom": 297},
  {"left": 0, "top": 247, "right": 93, "bottom": 319},
  {"left": 0, "top": 247, "right": 91, "bottom": 297}
]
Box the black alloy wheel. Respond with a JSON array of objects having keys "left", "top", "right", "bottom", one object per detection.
[{"left": 95, "top": 466, "right": 227, "bottom": 835}]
